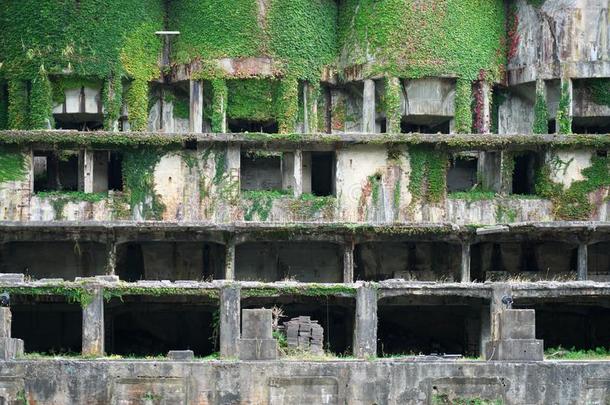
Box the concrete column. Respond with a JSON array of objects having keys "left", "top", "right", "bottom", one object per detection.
[
  {"left": 478, "top": 81, "right": 491, "bottom": 134},
  {"left": 189, "top": 79, "right": 203, "bottom": 133},
  {"left": 0, "top": 307, "right": 23, "bottom": 360},
  {"left": 303, "top": 82, "right": 310, "bottom": 133},
  {"left": 82, "top": 287, "right": 104, "bottom": 357},
  {"left": 353, "top": 284, "right": 377, "bottom": 358},
  {"left": 461, "top": 243, "right": 471, "bottom": 283},
  {"left": 490, "top": 285, "right": 512, "bottom": 342},
  {"left": 362, "top": 79, "right": 376, "bottom": 133},
  {"left": 293, "top": 149, "right": 303, "bottom": 198},
  {"left": 220, "top": 285, "right": 241, "bottom": 358},
  {"left": 343, "top": 242, "right": 354, "bottom": 283},
  {"left": 556, "top": 77, "right": 573, "bottom": 134},
  {"left": 577, "top": 243, "right": 588, "bottom": 281},
  {"left": 105, "top": 241, "right": 116, "bottom": 275},
  {"left": 225, "top": 239, "right": 236, "bottom": 280},
  {"left": 81, "top": 149, "right": 94, "bottom": 193},
  {"left": 226, "top": 144, "right": 240, "bottom": 199}
]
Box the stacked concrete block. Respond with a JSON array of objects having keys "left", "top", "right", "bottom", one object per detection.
[
  {"left": 485, "top": 309, "right": 543, "bottom": 361},
  {"left": 239, "top": 309, "right": 278, "bottom": 360},
  {"left": 0, "top": 308, "right": 23, "bottom": 360},
  {"left": 284, "top": 316, "right": 324, "bottom": 355}
]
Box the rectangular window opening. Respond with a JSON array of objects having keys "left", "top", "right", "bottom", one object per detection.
[
  {"left": 33, "top": 151, "right": 80, "bottom": 192},
  {"left": 447, "top": 155, "right": 478, "bottom": 193},
  {"left": 311, "top": 152, "right": 335, "bottom": 196},
  {"left": 511, "top": 152, "right": 541, "bottom": 195},
  {"left": 240, "top": 152, "right": 283, "bottom": 192}
]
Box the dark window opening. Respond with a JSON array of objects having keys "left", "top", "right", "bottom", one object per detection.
[
  {"left": 311, "top": 152, "right": 335, "bottom": 196},
  {"left": 572, "top": 118, "right": 610, "bottom": 134},
  {"left": 185, "top": 140, "right": 198, "bottom": 150},
  {"left": 0, "top": 241, "right": 106, "bottom": 280},
  {"left": 547, "top": 120, "right": 556, "bottom": 134},
  {"left": 54, "top": 115, "right": 103, "bottom": 131},
  {"left": 105, "top": 299, "right": 217, "bottom": 357},
  {"left": 229, "top": 119, "right": 278, "bottom": 133},
  {"left": 379, "top": 118, "right": 387, "bottom": 133},
  {"left": 596, "top": 150, "right": 608, "bottom": 158},
  {"left": 108, "top": 151, "right": 123, "bottom": 191},
  {"left": 401, "top": 118, "right": 451, "bottom": 134},
  {"left": 378, "top": 297, "right": 485, "bottom": 357},
  {"left": 447, "top": 155, "right": 478, "bottom": 193},
  {"left": 240, "top": 153, "right": 283, "bottom": 191},
  {"left": 355, "top": 242, "right": 461, "bottom": 282},
  {"left": 515, "top": 301, "right": 610, "bottom": 350},
  {"left": 512, "top": 152, "right": 541, "bottom": 195},
  {"left": 589, "top": 242, "right": 610, "bottom": 281},
  {"left": 242, "top": 296, "right": 354, "bottom": 356},
  {"left": 236, "top": 242, "right": 342, "bottom": 282},
  {"left": 12, "top": 299, "right": 82, "bottom": 354},
  {"left": 116, "top": 242, "right": 225, "bottom": 282},
  {"left": 33, "top": 151, "right": 80, "bottom": 192}
]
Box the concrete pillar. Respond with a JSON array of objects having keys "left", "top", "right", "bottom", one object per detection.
[
  {"left": 362, "top": 80, "right": 376, "bottom": 133},
  {"left": 225, "top": 239, "right": 236, "bottom": 280},
  {"left": 226, "top": 144, "right": 240, "bottom": 198},
  {"left": 577, "top": 243, "right": 588, "bottom": 281},
  {"left": 82, "top": 149, "right": 94, "bottom": 193},
  {"left": 189, "top": 80, "right": 203, "bottom": 133},
  {"left": 343, "top": 242, "right": 354, "bottom": 283},
  {"left": 82, "top": 287, "right": 104, "bottom": 357},
  {"left": 490, "top": 285, "right": 512, "bottom": 342},
  {"left": 477, "top": 81, "right": 491, "bottom": 134},
  {"left": 461, "top": 243, "right": 471, "bottom": 283},
  {"left": 220, "top": 285, "right": 241, "bottom": 358},
  {"left": 293, "top": 149, "right": 303, "bottom": 198},
  {"left": 353, "top": 284, "right": 377, "bottom": 358},
  {"left": 556, "top": 77, "right": 573, "bottom": 134},
  {"left": 0, "top": 307, "right": 23, "bottom": 360},
  {"left": 303, "top": 82, "right": 310, "bottom": 133},
  {"left": 106, "top": 241, "right": 116, "bottom": 275}
]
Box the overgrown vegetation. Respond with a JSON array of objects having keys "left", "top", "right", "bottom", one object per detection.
[
  {"left": 532, "top": 84, "right": 549, "bottom": 134},
  {"left": 241, "top": 189, "right": 291, "bottom": 221},
  {"left": 35, "top": 191, "right": 107, "bottom": 220},
  {"left": 556, "top": 81, "right": 572, "bottom": 135},
  {"left": 122, "top": 148, "right": 166, "bottom": 220},
  {"left": 0, "top": 147, "right": 26, "bottom": 183},
  {"left": 448, "top": 189, "right": 497, "bottom": 202},
  {"left": 408, "top": 146, "right": 447, "bottom": 206},
  {"left": 432, "top": 394, "right": 502, "bottom": 405},
  {"left": 544, "top": 346, "right": 610, "bottom": 360},
  {"left": 588, "top": 78, "right": 610, "bottom": 108}
]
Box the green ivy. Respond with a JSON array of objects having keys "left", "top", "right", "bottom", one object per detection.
[
  {"left": 8, "top": 80, "right": 28, "bottom": 130},
  {"left": 455, "top": 78, "right": 473, "bottom": 134},
  {"left": 102, "top": 75, "right": 123, "bottom": 130},
  {"left": 557, "top": 81, "right": 572, "bottom": 135},
  {"left": 384, "top": 77, "right": 402, "bottom": 133},
  {"left": 242, "top": 189, "right": 291, "bottom": 221},
  {"left": 535, "top": 154, "right": 610, "bottom": 220},
  {"left": 532, "top": 86, "right": 549, "bottom": 134},
  {"left": 408, "top": 146, "right": 447, "bottom": 205},
  {"left": 36, "top": 191, "right": 107, "bottom": 220},
  {"left": 0, "top": 82, "right": 7, "bottom": 130},
  {"left": 210, "top": 79, "right": 228, "bottom": 132},
  {"left": 122, "top": 148, "right": 166, "bottom": 220},
  {"left": 29, "top": 70, "right": 53, "bottom": 129},
  {"left": 0, "top": 147, "right": 26, "bottom": 183},
  {"left": 588, "top": 79, "right": 610, "bottom": 107}
]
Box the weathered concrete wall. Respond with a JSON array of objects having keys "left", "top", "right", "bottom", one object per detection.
[
  {"left": 402, "top": 78, "right": 455, "bottom": 118},
  {"left": 509, "top": 0, "right": 610, "bottom": 85},
  {"left": 0, "top": 360, "right": 608, "bottom": 404}
]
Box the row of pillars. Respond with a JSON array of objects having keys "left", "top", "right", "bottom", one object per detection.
[
  {"left": 103, "top": 239, "right": 593, "bottom": 282},
  {"left": 79, "top": 284, "right": 379, "bottom": 359}
]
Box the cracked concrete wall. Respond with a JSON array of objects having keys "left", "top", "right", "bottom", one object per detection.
[{"left": 0, "top": 360, "right": 608, "bottom": 404}]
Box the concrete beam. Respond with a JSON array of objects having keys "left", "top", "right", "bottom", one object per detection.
[
  {"left": 220, "top": 285, "right": 240, "bottom": 359},
  {"left": 225, "top": 239, "right": 236, "bottom": 280},
  {"left": 343, "top": 242, "right": 354, "bottom": 283},
  {"left": 293, "top": 149, "right": 303, "bottom": 198},
  {"left": 362, "top": 80, "right": 376, "bottom": 133},
  {"left": 353, "top": 284, "right": 377, "bottom": 358},
  {"left": 577, "top": 243, "right": 588, "bottom": 281},
  {"left": 189, "top": 80, "right": 203, "bottom": 133},
  {"left": 82, "top": 287, "right": 104, "bottom": 357},
  {"left": 461, "top": 243, "right": 471, "bottom": 283}
]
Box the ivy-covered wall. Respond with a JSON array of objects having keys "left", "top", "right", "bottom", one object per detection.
[
  {"left": 169, "top": 0, "right": 337, "bottom": 82},
  {"left": 0, "top": 0, "right": 164, "bottom": 130}
]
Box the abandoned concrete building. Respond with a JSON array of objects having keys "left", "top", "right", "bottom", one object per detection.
[{"left": 0, "top": 0, "right": 609, "bottom": 403}]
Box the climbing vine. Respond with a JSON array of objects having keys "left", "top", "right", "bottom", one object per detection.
[
  {"left": 210, "top": 79, "right": 228, "bottom": 132},
  {"left": 122, "top": 148, "right": 166, "bottom": 220},
  {"left": 102, "top": 75, "right": 123, "bottom": 130},
  {"left": 29, "top": 69, "right": 53, "bottom": 130},
  {"left": 588, "top": 79, "right": 610, "bottom": 108},
  {"left": 408, "top": 146, "right": 447, "bottom": 205},
  {"left": 533, "top": 84, "right": 549, "bottom": 134},
  {"left": 557, "top": 81, "right": 572, "bottom": 135},
  {"left": 384, "top": 78, "right": 402, "bottom": 133},
  {"left": 455, "top": 78, "right": 473, "bottom": 134},
  {"left": 0, "top": 147, "right": 26, "bottom": 183},
  {"left": 7, "top": 80, "right": 28, "bottom": 130}
]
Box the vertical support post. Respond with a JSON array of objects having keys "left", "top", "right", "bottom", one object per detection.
[
  {"left": 556, "top": 77, "right": 573, "bottom": 134},
  {"left": 343, "top": 242, "right": 354, "bottom": 283},
  {"left": 362, "top": 79, "right": 376, "bottom": 133},
  {"left": 477, "top": 81, "right": 491, "bottom": 134},
  {"left": 106, "top": 241, "right": 117, "bottom": 275},
  {"left": 293, "top": 149, "right": 303, "bottom": 198},
  {"left": 461, "top": 242, "right": 471, "bottom": 283},
  {"left": 82, "top": 149, "right": 94, "bottom": 193},
  {"left": 189, "top": 79, "right": 203, "bottom": 133},
  {"left": 353, "top": 284, "right": 377, "bottom": 358},
  {"left": 0, "top": 307, "right": 23, "bottom": 360},
  {"left": 303, "top": 82, "right": 309, "bottom": 133},
  {"left": 577, "top": 243, "right": 588, "bottom": 281},
  {"left": 225, "top": 238, "right": 236, "bottom": 280},
  {"left": 220, "top": 285, "right": 241, "bottom": 359},
  {"left": 226, "top": 144, "right": 241, "bottom": 199},
  {"left": 82, "top": 287, "right": 104, "bottom": 357}
]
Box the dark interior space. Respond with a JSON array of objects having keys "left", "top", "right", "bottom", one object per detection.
[
  {"left": 240, "top": 153, "right": 283, "bottom": 191},
  {"left": 229, "top": 119, "right": 278, "bottom": 133},
  {"left": 572, "top": 117, "right": 610, "bottom": 134},
  {"left": 33, "top": 151, "right": 80, "bottom": 192},
  {"left": 116, "top": 242, "right": 225, "bottom": 282},
  {"left": 105, "top": 298, "right": 217, "bottom": 357},
  {"left": 378, "top": 297, "right": 485, "bottom": 357},
  {"left": 401, "top": 117, "right": 451, "bottom": 134},
  {"left": 470, "top": 241, "right": 578, "bottom": 281},
  {"left": 515, "top": 300, "right": 610, "bottom": 350},
  {"left": 236, "top": 241, "right": 342, "bottom": 282},
  {"left": 11, "top": 298, "right": 82, "bottom": 354},
  {"left": 548, "top": 119, "right": 556, "bottom": 134},
  {"left": 512, "top": 152, "right": 541, "bottom": 195},
  {"left": 355, "top": 242, "right": 461, "bottom": 281},
  {"left": 242, "top": 296, "right": 355, "bottom": 356},
  {"left": 589, "top": 242, "right": 610, "bottom": 279},
  {"left": 54, "top": 114, "right": 104, "bottom": 131},
  {"left": 447, "top": 155, "right": 478, "bottom": 192},
  {"left": 311, "top": 152, "right": 335, "bottom": 196},
  {"left": 0, "top": 241, "right": 106, "bottom": 280},
  {"left": 108, "top": 151, "right": 123, "bottom": 191}
]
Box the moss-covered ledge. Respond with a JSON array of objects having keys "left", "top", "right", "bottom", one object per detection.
[{"left": 1, "top": 131, "right": 610, "bottom": 150}]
